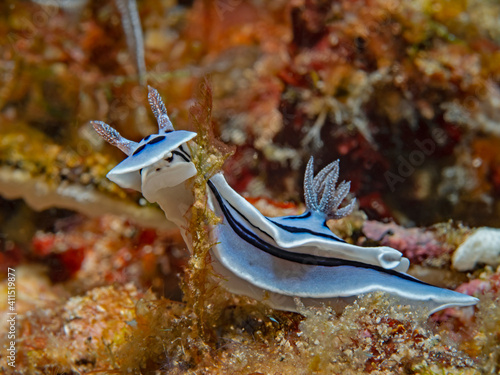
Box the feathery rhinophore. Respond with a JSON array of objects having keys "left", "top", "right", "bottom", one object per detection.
[
  {"left": 92, "top": 87, "right": 479, "bottom": 316},
  {"left": 91, "top": 120, "right": 138, "bottom": 155},
  {"left": 147, "top": 86, "right": 174, "bottom": 132},
  {"left": 304, "top": 157, "right": 356, "bottom": 220}
]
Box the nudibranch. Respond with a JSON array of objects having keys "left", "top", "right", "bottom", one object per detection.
[{"left": 92, "top": 87, "right": 478, "bottom": 315}]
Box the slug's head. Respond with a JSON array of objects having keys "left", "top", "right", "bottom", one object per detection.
[{"left": 91, "top": 86, "right": 197, "bottom": 201}]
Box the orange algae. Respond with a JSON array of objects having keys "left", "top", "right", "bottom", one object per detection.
[
  {"left": 0, "top": 283, "right": 141, "bottom": 374},
  {"left": 478, "top": 297, "right": 500, "bottom": 373},
  {"left": 0, "top": 213, "right": 493, "bottom": 374},
  {"left": 114, "top": 290, "right": 481, "bottom": 374},
  {"left": 109, "top": 79, "right": 237, "bottom": 374},
  {"left": 182, "top": 77, "right": 234, "bottom": 342},
  {"left": 298, "top": 293, "right": 476, "bottom": 374}
]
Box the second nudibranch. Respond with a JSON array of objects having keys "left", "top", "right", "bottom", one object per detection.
[{"left": 92, "top": 86, "right": 478, "bottom": 315}]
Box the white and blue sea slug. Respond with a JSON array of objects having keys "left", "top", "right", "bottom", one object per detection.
[{"left": 92, "top": 87, "right": 478, "bottom": 315}]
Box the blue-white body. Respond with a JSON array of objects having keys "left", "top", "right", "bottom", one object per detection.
[{"left": 92, "top": 87, "right": 478, "bottom": 315}]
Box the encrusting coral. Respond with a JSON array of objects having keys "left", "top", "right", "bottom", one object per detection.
[
  {"left": 1, "top": 269, "right": 486, "bottom": 374},
  {"left": 0, "top": 125, "right": 169, "bottom": 229}
]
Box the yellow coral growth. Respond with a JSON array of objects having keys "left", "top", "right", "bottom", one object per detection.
[
  {"left": 298, "top": 292, "right": 475, "bottom": 374},
  {"left": 472, "top": 294, "right": 500, "bottom": 373},
  {"left": 0, "top": 124, "right": 123, "bottom": 198},
  {"left": 183, "top": 77, "right": 234, "bottom": 342},
  {"left": 3, "top": 283, "right": 140, "bottom": 374}
]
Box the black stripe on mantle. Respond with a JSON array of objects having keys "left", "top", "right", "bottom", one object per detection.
[
  {"left": 207, "top": 179, "right": 430, "bottom": 286},
  {"left": 266, "top": 214, "right": 346, "bottom": 243}
]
